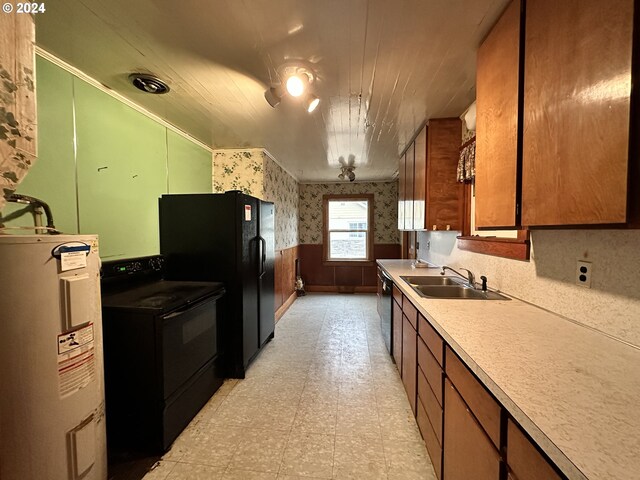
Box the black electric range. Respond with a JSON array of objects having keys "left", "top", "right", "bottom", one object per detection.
[{"left": 101, "top": 255, "right": 225, "bottom": 455}]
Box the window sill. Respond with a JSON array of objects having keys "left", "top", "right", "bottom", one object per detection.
[
  {"left": 456, "top": 235, "right": 530, "bottom": 261},
  {"left": 323, "top": 260, "right": 376, "bottom": 267}
]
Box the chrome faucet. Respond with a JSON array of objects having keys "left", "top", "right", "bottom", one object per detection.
[{"left": 441, "top": 266, "right": 476, "bottom": 288}]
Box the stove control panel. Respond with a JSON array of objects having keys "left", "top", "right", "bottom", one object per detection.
[{"left": 101, "top": 255, "right": 165, "bottom": 280}]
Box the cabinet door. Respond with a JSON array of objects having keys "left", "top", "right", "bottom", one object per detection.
[
  {"left": 507, "top": 419, "right": 562, "bottom": 480},
  {"left": 425, "top": 118, "right": 463, "bottom": 231},
  {"left": 475, "top": 0, "right": 521, "bottom": 228},
  {"left": 522, "top": 0, "right": 633, "bottom": 226},
  {"left": 401, "top": 316, "right": 417, "bottom": 414},
  {"left": 392, "top": 300, "right": 403, "bottom": 372},
  {"left": 413, "top": 126, "right": 427, "bottom": 229},
  {"left": 404, "top": 143, "right": 415, "bottom": 230},
  {"left": 443, "top": 379, "right": 501, "bottom": 480},
  {"left": 398, "top": 153, "right": 406, "bottom": 230}
]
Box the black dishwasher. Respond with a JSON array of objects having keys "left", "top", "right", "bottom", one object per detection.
[
  {"left": 377, "top": 268, "right": 393, "bottom": 356},
  {"left": 101, "top": 256, "right": 225, "bottom": 454}
]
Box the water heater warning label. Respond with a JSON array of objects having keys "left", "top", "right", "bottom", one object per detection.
[{"left": 57, "top": 324, "right": 96, "bottom": 398}]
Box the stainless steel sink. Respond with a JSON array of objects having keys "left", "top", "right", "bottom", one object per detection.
[
  {"left": 401, "top": 275, "right": 465, "bottom": 286},
  {"left": 411, "top": 285, "right": 511, "bottom": 301}
]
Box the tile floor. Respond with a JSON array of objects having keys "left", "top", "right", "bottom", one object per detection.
[{"left": 143, "top": 293, "right": 436, "bottom": 480}]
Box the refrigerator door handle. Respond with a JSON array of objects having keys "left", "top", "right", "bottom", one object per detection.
[{"left": 258, "top": 236, "right": 266, "bottom": 278}]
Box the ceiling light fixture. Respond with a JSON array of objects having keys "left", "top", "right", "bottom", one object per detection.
[
  {"left": 264, "top": 62, "right": 320, "bottom": 113},
  {"left": 338, "top": 166, "right": 356, "bottom": 182},
  {"left": 286, "top": 75, "right": 305, "bottom": 97},
  {"left": 129, "top": 73, "right": 170, "bottom": 94},
  {"left": 264, "top": 85, "right": 284, "bottom": 107},
  {"left": 306, "top": 94, "right": 320, "bottom": 113}
]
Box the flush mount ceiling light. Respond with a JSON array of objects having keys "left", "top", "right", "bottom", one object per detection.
[
  {"left": 338, "top": 166, "right": 356, "bottom": 182},
  {"left": 129, "top": 73, "right": 170, "bottom": 94},
  {"left": 264, "top": 63, "right": 320, "bottom": 113}
]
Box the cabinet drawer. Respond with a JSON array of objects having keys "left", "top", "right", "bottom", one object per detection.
[
  {"left": 417, "top": 398, "right": 442, "bottom": 480},
  {"left": 418, "top": 337, "right": 443, "bottom": 406},
  {"left": 445, "top": 347, "right": 501, "bottom": 448},
  {"left": 401, "top": 316, "right": 417, "bottom": 415},
  {"left": 402, "top": 295, "right": 418, "bottom": 329},
  {"left": 392, "top": 284, "right": 403, "bottom": 306},
  {"left": 507, "top": 419, "right": 562, "bottom": 480},
  {"left": 443, "top": 379, "right": 501, "bottom": 480},
  {"left": 418, "top": 313, "right": 443, "bottom": 366},
  {"left": 418, "top": 367, "right": 443, "bottom": 445}
]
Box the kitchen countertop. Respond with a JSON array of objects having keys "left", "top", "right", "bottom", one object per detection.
[{"left": 378, "top": 259, "right": 640, "bottom": 480}]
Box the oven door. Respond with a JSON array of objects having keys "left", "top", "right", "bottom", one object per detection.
[{"left": 161, "top": 291, "right": 223, "bottom": 398}]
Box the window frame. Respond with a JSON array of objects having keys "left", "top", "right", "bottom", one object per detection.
[{"left": 322, "top": 194, "right": 375, "bottom": 265}]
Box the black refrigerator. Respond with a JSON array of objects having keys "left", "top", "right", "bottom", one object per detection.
[{"left": 159, "top": 191, "right": 275, "bottom": 378}]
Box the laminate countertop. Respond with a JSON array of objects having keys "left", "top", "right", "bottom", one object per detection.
[{"left": 377, "top": 259, "right": 640, "bottom": 480}]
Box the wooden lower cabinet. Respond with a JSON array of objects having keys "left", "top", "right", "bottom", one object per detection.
[
  {"left": 418, "top": 336, "right": 443, "bottom": 406},
  {"left": 418, "top": 367, "right": 443, "bottom": 444},
  {"left": 392, "top": 299, "right": 403, "bottom": 371},
  {"left": 397, "top": 297, "right": 565, "bottom": 480},
  {"left": 443, "top": 379, "right": 501, "bottom": 480},
  {"left": 417, "top": 398, "right": 442, "bottom": 480},
  {"left": 445, "top": 346, "right": 501, "bottom": 448},
  {"left": 507, "top": 419, "right": 562, "bottom": 480},
  {"left": 401, "top": 316, "right": 417, "bottom": 414}
]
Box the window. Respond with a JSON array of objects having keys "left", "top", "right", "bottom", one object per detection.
[{"left": 323, "top": 194, "right": 374, "bottom": 262}]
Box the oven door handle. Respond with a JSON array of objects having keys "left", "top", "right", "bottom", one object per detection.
[{"left": 162, "top": 290, "right": 225, "bottom": 320}]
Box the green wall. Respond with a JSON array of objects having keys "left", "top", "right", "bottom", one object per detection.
[{"left": 13, "top": 55, "right": 212, "bottom": 259}]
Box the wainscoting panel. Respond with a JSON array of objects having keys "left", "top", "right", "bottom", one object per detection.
[{"left": 299, "top": 244, "right": 401, "bottom": 292}]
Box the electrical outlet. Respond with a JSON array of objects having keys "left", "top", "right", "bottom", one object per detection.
[
  {"left": 426, "top": 241, "right": 431, "bottom": 251},
  {"left": 576, "top": 260, "right": 592, "bottom": 288}
]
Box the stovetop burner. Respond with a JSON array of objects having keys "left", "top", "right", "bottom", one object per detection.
[{"left": 101, "top": 257, "right": 224, "bottom": 315}]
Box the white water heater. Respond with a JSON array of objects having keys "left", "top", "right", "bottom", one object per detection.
[{"left": 0, "top": 234, "right": 107, "bottom": 480}]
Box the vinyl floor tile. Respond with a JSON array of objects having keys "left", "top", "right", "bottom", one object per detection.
[{"left": 279, "top": 431, "right": 335, "bottom": 478}]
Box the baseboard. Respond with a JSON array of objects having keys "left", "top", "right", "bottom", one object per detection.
[
  {"left": 275, "top": 291, "right": 297, "bottom": 321},
  {"left": 305, "top": 285, "right": 377, "bottom": 294}
]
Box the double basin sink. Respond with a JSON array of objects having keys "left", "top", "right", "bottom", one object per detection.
[{"left": 401, "top": 275, "right": 510, "bottom": 300}]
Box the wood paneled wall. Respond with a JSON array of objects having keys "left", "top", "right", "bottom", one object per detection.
[
  {"left": 299, "top": 244, "right": 401, "bottom": 292},
  {"left": 274, "top": 244, "right": 299, "bottom": 319}
]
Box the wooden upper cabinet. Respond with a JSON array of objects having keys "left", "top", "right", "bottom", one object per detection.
[
  {"left": 398, "top": 153, "right": 406, "bottom": 230},
  {"left": 475, "top": 0, "right": 522, "bottom": 229},
  {"left": 413, "top": 126, "right": 427, "bottom": 229},
  {"left": 522, "top": 0, "right": 635, "bottom": 226},
  {"left": 404, "top": 143, "right": 415, "bottom": 230},
  {"left": 425, "top": 119, "right": 464, "bottom": 231},
  {"left": 404, "top": 120, "right": 462, "bottom": 232}
]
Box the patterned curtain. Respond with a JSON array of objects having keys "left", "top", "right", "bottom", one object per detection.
[
  {"left": 457, "top": 136, "right": 475, "bottom": 183},
  {"left": 0, "top": 14, "right": 37, "bottom": 209}
]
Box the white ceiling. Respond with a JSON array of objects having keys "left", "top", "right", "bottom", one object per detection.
[{"left": 36, "top": 0, "right": 509, "bottom": 182}]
